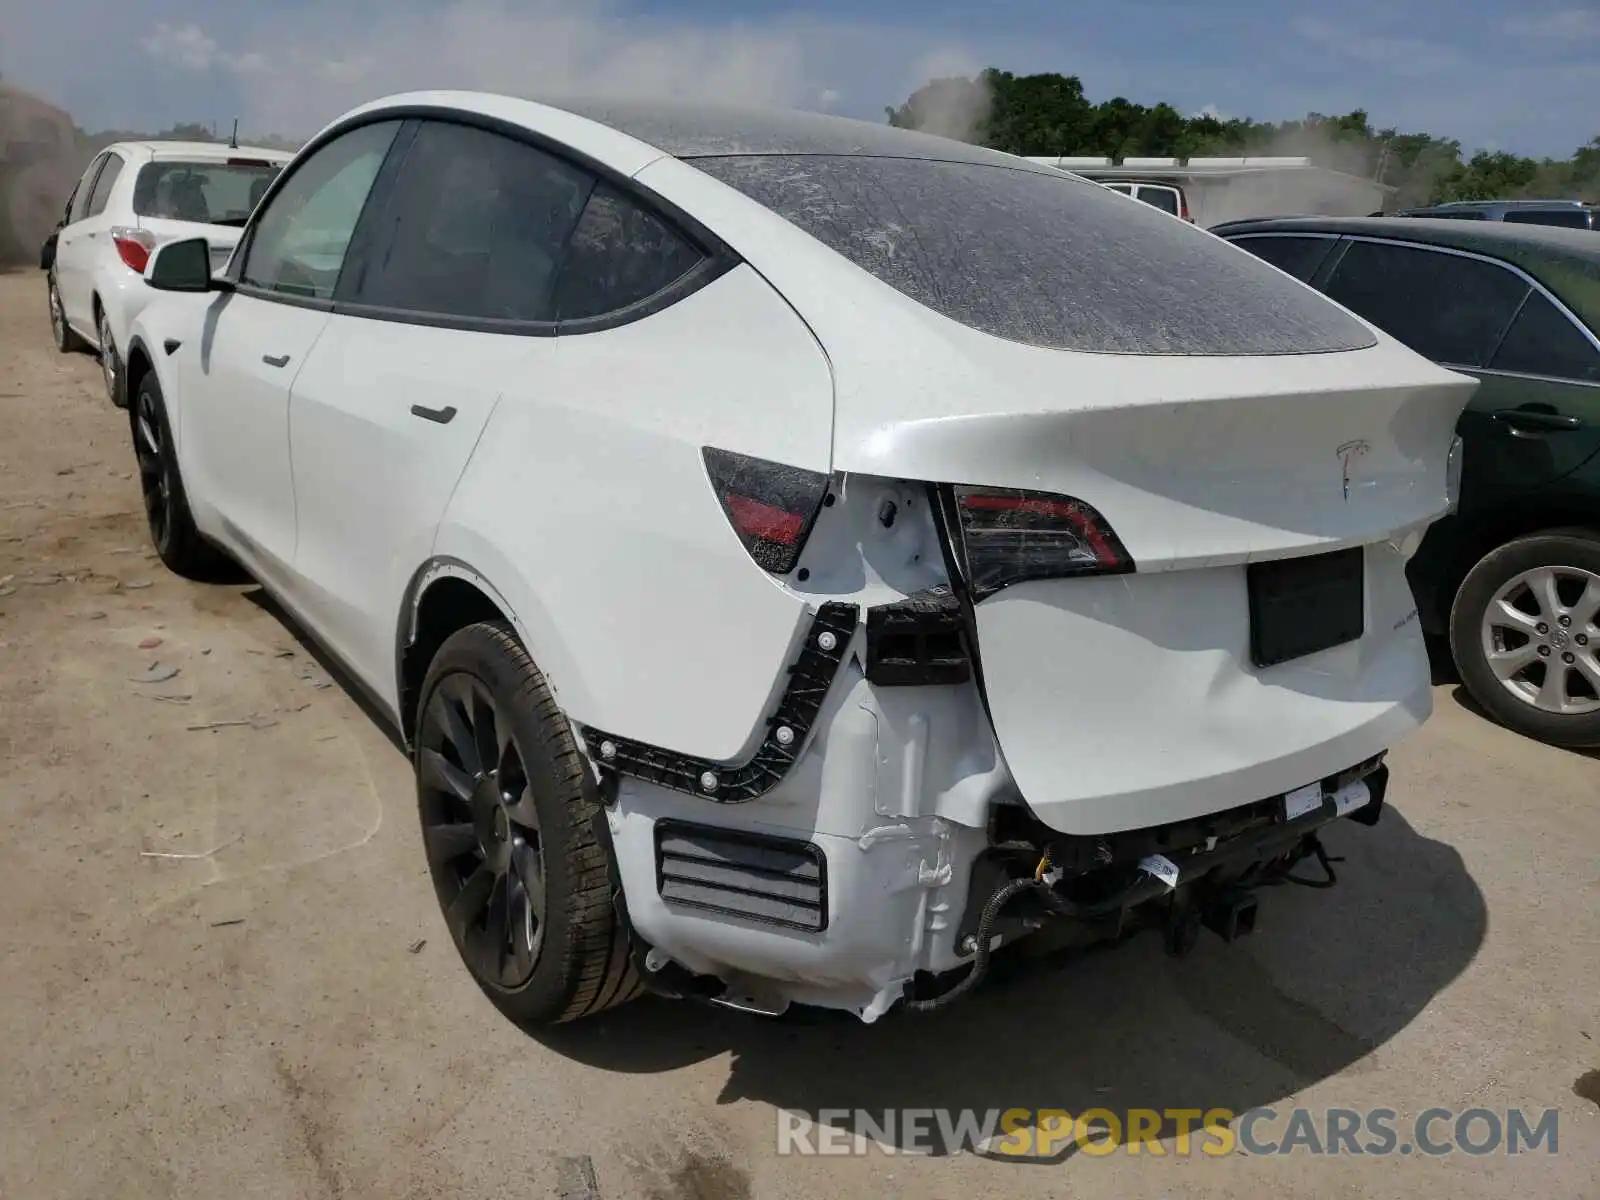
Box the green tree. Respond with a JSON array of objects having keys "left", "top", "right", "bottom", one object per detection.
[{"left": 888, "top": 69, "right": 1599, "bottom": 207}]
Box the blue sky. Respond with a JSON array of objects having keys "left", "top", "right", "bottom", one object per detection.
[{"left": 2, "top": 0, "right": 1596, "bottom": 157}]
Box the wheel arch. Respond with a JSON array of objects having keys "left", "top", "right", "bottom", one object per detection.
[
  {"left": 123, "top": 333, "right": 157, "bottom": 411},
  {"left": 1434, "top": 501, "right": 1600, "bottom": 629},
  {"left": 395, "top": 556, "right": 590, "bottom": 751}
]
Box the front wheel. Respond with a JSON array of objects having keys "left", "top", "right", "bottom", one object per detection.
[
  {"left": 48, "top": 274, "right": 84, "bottom": 353},
  {"left": 131, "top": 373, "right": 233, "bottom": 580},
  {"left": 416, "top": 621, "right": 640, "bottom": 1026},
  {"left": 1450, "top": 530, "right": 1600, "bottom": 748}
]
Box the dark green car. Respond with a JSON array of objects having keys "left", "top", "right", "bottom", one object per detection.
[{"left": 1215, "top": 216, "right": 1600, "bottom": 749}]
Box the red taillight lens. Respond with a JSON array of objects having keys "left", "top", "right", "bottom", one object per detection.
[
  {"left": 111, "top": 227, "right": 158, "bottom": 273},
  {"left": 952, "top": 485, "right": 1131, "bottom": 598},
  {"left": 703, "top": 447, "right": 829, "bottom": 575}
]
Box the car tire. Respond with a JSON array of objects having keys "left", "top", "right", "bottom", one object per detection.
[
  {"left": 1450, "top": 529, "right": 1600, "bottom": 749},
  {"left": 97, "top": 304, "right": 125, "bottom": 408},
  {"left": 48, "top": 273, "right": 84, "bottom": 353},
  {"left": 130, "top": 372, "right": 233, "bottom": 581},
  {"left": 416, "top": 620, "right": 641, "bottom": 1026}
]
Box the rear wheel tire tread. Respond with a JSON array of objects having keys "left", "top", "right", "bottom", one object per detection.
[{"left": 419, "top": 621, "right": 638, "bottom": 1026}]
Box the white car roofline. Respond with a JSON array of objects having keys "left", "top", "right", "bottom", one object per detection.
[{"left": 307, "top": 90, "right": 674, "bottom": 180}]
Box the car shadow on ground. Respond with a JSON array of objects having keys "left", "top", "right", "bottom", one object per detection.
[
  {"left": 1428, "top": 633, "right": 1600, "bottom": 760},
  {"left": 242, "top": 583, "right": 1490, "bottom": 1157},
  {"left": 243, "top": 587, "right": 408, "bottom": 756},
  {"left": 538, "top": 793, "right": 1486, "bottom": 1159}
]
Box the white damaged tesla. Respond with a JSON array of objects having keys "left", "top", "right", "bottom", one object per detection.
[{"left": 120, "top": 91, "right": 1476, "bottom": 1026}]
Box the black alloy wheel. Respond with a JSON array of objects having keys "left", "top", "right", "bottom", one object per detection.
[
  {"left": 418, "top": 672, "right": 548, "bottom": 990},
  {"left": 133, "top": 379, "right": 174, "bottom": 551},
  {"left": 413, "top": 621, "right": 640, "bottom": 1026}
]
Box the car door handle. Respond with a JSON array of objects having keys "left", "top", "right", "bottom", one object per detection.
[
  {"left": 410, "top": 404, "right": 457, "bottom": 425},
  {"left": 1491, "top": 408, "right": 1583, "bottom": 433},
  {"left": 262, "top": 353, "right": 291, "bottom": 368}
]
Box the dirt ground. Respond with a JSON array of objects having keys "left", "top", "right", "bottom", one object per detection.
[{"left": 0, "top": 265, "right": 1596, "bottom": 1200}]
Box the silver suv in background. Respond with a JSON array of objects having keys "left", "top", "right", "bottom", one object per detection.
[{"left": 1396, "top": 200, "right": 1598, "bottom": 230}]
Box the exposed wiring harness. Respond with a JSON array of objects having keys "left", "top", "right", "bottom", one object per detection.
[
  {"left": 905, "top": 850, "right": 1133, "bottom": 1013},
  {"left": 905, "top": 834, "right": 1342, "bottom": 1013}
]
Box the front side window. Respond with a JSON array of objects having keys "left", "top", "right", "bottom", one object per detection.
[
  {"left": 1490, "top": 292, "right": 1600, "bottom": 383},
  {"left": 85, "top": 154, "right": 123, "bottom": 217},
  {"left": 240, "top": 120, "right": 400, "bottom": 301},
  {"left": 691, "top": 154, "right": 1374, "bottom": 355},
  {"left": 133, "top": 160, "right": 282, "bottom": 226},
  {"left": 1228, "top": 234, "right": 1338, "bottom": 282},
  {"left": 1321, "top": 241, "right": 1529, "bottom": 366},
  {"left": 347, "top": 120, "right": 593, "bottom": 322},
  {"left": 552, "top": 183, "right": 704, "bottom": 322}
]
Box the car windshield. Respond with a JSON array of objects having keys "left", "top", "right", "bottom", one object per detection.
[
  {"left": 133, "top": 160, "right": 282, "bottom": 226},
  {"left": 690, "top": 154, "right": 1374, "bottom": 355}
]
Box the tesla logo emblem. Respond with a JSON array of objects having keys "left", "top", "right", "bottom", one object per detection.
[{"left": 1336, "top": 439, "right": 1371, "bottom": 501}]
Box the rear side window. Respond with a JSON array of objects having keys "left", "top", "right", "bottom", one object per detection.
[
  {"left": 1103, "top": 183, "right": 1132, "bottom": 195},
  {"left": 1228, "top": 234, "right": 1337, "bottom": 282},
  {"left": 552, "top": 183, "right": 704, "bottom": 322},
  {"left": 349, "top": 120, "right": 593, "bottom": 322},
  {"left": 85, "top": 154, "right": 123, "bottom": 217},
  {"left": 1136, "top": 186, "right": 1180, "bottom": 216},
  {"left": 133, "top": 161, "right": 282, "bottom": 225},
  {"left": 1490, "top": 292, "right": 1600, "bottom": 382},
  {"left": 1502, "top": 209, "right": 1591, "bottom": 229},
  {"left": 691, "top": 154, "right": 1374, "bottom": 355},
  {"left": 1321, "top": 240, "right": 1528, "bottom": 366}
]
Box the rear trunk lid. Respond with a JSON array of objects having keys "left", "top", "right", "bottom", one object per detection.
[
  {"left": 657, "top": 147, "right": 1477, "bottom": 832},
  {"left": 851, "top": 335, "right": 1473, "bottom": 834}
]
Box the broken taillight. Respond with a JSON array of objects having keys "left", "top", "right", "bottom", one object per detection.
[
  {"left": 950, "top": 485, "right": 1132, "bottom": 599},
  {"left": 702, "top": 447, "right": 829, "bottom": 575}
]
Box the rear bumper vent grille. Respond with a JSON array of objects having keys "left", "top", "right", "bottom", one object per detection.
[{"left": 654, "top": 819, "right": 827, "bottom": 932}]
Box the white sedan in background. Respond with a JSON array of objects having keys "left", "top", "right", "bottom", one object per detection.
[{"left": 44, "top": 139, "right": 289, "bottom": 405}]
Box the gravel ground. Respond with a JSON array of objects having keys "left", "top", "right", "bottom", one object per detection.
[{"left": 1, "top": 266, "right": 1596, "bottom": 1199}]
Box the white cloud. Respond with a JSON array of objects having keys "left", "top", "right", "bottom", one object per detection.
[
  {"left": 141, "top": 23, "right": 224, "bottom": 72},
  {"left": 125, "top": 0, "right": 995, "bottom": 138},
  {"left": 1194, "top": 102, "right": 1229, "bottom": 121},
  {"left": 1506, "top": 9, "right": 1600, "bottom": 38},
  {"left": 1289, "top": 16, "right": 1460, "bottom": 77}
]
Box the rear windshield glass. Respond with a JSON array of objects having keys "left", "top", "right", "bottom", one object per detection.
[
  {"left": 133, "top": 160, "right": 282, "bottom": 226},
  {"left": 690, "top": 155, "right": 1375, "bottom": 355}
]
